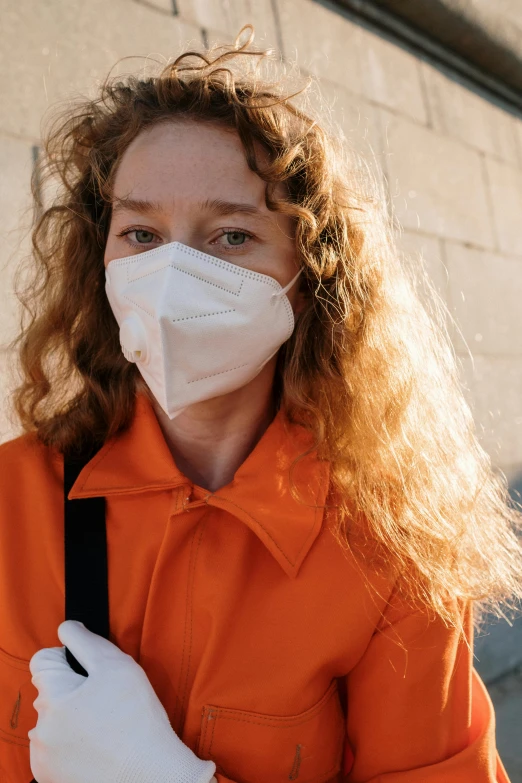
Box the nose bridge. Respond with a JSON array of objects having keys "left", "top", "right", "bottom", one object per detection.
[
  {"left": 162, "top": 201, "right": 203, "bottom": 250},
  {"left": 167, "top": 231, "right": 196, "bottom": 248}
]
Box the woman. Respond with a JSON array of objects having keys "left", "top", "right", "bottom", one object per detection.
[{"left": 1, "top": 27, "right": 521, "bottom": 783}]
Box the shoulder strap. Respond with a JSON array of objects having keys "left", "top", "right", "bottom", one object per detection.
[
  {"left": 63, "top": 450, "right": 109, "bottom": 676},
  {"left": 29, "top": 451, "right": 110, "bottom": 783}
]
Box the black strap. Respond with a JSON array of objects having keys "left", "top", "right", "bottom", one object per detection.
[
  {"left": 30, "top": 450, "right": 109, "bottom": 783},
  {"left": 63, "top": 450, "right": 109, "bottom": 674}
]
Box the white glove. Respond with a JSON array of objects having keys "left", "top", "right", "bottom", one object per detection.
[{"left": 28, "top": 620, "right": 217, "bottom": 783}]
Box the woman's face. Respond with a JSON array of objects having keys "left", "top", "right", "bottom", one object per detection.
[{"left": 104, "top": 120, "right": 301, "bottom": 310}]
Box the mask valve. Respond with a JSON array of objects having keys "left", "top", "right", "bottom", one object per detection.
[{"left": 119, "top": 315, "right": 149, "bottom": 364}]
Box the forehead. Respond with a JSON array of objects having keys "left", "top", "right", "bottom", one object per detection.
[{"left": 112, "top": 120, "right": 270, "bottom": 206}]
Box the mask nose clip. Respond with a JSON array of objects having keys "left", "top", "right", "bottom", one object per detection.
[{"left": 119, "top": 315, "right": 149, "bottom": 364}]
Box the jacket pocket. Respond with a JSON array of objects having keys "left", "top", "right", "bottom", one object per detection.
[
  {"left": 198, "top": 680, "right": 344, "bottom": 783},
  {"left": 0, "top": 646, "right": 37, "bottom": 782}
]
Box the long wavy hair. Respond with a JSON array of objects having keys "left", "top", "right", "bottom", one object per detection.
[{"left": 11, "top": 28, "right": 522, "bottom": 628}]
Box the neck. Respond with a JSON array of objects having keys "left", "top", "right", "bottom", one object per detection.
[{"left": 142, "top": 361, "right": 278, "bottom": 492}]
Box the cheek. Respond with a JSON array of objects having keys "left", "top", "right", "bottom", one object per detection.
[{"left": 272, "top": 218, "right": 298, "bottom": 288}]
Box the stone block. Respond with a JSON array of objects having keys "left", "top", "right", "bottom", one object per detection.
[
  {"left": 457, "top": 354, "right": 522, "bottom": 469},
  {"left": 0, "top": 136, "right": 34, "bottom": 444},
  {"left": 0, "top": 359, "right": 20, "bottom": 445},
  {"left": 305, "top": 79, "right": 386, "bottom": 188},
  {"left": 176, "top": 0, "right": 279, "bottom": 50},
  {"left": 0, "top": 136, "right": 33, "bottom": 337},
  {"left": 444, "top": 242, "right": 522, "bottom": 357},
  {"left": 472, "top": 0, "right": 522, "bottom": 33},
  {"left": 201, "top": 26, "right": 282, "bottom": 81},
  {"left": 0, "top": 1, "right": 201, "bottom": 140},
  {"left": 514, "top": 116, "right": 522, "bottom": 168},
  {"left": 357, "top": 27, "right": 428, "bottom": 124},
  {"left": 484, "top": 156, "right": 522, "bottom": 257},
  {"left": 421, "top": 61, "right": 520, "bottom": 166},
  {"left": 475, "top": 616, "right": 522, "bottom": 684},
  {"left": 276, "top": 0, "right": 363, "bottom": 95},
  {"left": 380, "top": 109, "right": 495, "bottom": 247},
  {"left": 199, "top": 28, "right": 237, "bottom": 51},
  {"left": 141, "top": 0, "right": 177, "bottom": 13},
  {"left": 396, "top": 230, "right": 449, "bottom": 305}
]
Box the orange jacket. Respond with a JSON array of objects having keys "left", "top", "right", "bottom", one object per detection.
[{"left": 0, "top": 393, "right": 510, "bottom": 783}]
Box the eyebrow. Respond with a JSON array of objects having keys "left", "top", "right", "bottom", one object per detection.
[
  {"left": 111, "top": 196, "right": 271, "bottom": 223},
  {"left": 202, "top": 198, "right": 269, "bottom": 221},
  {"left": 111, "top": 197, "right": 164, "bottom": 215}
]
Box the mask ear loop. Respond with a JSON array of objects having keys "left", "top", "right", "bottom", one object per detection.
[
  {"left": 271, "top": 268, "right": 302, "bottom": 302},
  {"left": 258, "top": 267, "right": 303, "bottom": 370}
]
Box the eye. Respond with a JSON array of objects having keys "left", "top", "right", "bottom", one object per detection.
[
  {"left": 213, "top": 230, "right": 254, "bottom": 250},
  {"left": 116, "top": 227, "right": 162, "bottom": 247},
  {"left": 225, "top": 231, "right": 248, "bottom": 246},
  {"left": 133, "top": 230, "right": 156, "bottom": 244}
]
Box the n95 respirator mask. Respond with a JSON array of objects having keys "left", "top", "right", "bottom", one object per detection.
[{"left": 105, "top": 241, "right": 301, "bottom": 419}]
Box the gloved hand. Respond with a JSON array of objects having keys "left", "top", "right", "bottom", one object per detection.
[{"left": 28, "top": 620, "right": 217, "bottom": 783}]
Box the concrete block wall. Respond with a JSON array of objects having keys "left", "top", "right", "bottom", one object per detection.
[{"left": 1, "top": 0, "right": 521, "bottom": 775}]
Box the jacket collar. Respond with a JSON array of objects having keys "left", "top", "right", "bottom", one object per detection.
[{"left": 69, "top": 393, "right": 330, "bottom": 578}]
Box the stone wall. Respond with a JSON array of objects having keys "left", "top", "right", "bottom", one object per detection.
[{"left": 1, "top": 0, "right": 521, "bottom": 776}]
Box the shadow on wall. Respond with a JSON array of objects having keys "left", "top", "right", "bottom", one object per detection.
[
  {"left": 474, "top": 472, "right": 522, "bottom": 684},
  {"left": 475, "top": 613, "right": 522, "bottom": 685},
  {"left": 509, "top": 474, "right": 522, "bottom": 510}
]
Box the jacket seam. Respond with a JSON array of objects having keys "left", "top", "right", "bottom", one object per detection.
[
  {"left": 177, "top": 514, "right": 208, "bottom": 734},
  {"left": 72, "top": 479, "right": 188, "bottom": 496},
  {"left": 206, "top": 682, "right": 338, "bottom": 728}
]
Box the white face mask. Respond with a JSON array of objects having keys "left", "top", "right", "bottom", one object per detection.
[{"left": 105, "top": 241, "right": 301, "bottom": 418}]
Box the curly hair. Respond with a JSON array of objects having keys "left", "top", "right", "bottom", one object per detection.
[{"left": 11, "top": 27, "right": 522, "bottom": 629}]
